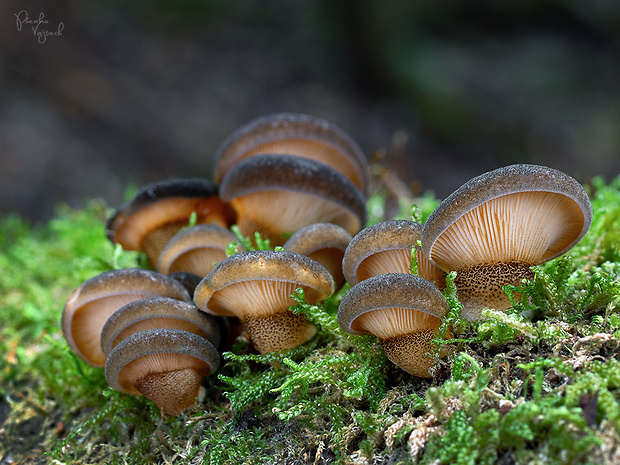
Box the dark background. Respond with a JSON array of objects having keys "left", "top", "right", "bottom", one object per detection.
[{"left": 2, "top": 0, "right": 619, "bottom": 222}]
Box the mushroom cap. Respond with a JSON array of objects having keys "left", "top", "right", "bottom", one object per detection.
[
  {"left": 100, "top": 296, "right": 221, "bottom": 358},
  {"left": 61, "top": 268, "right": 191, "bottom": 367},
  {"left": 283, "top": 223, "right": 352, "bottom": 289},
  {"left": 338, "top": 273, "right": 450, "bottom": 336},
  {"left": 168, "top": 271, "right": 203, "bottom": 295},
  {"left": 422, "top": 164, "right": 593, "bottom": 271},
  {"left": 106, "top": 178, "right": 236, "bottom": 257},
  {"left": 219, "top": 154, "right": 367, "bottom": 244},
  {"left": 105, "top": 328, "right": 220, "bottom": 416},
  {"left": 214, "top": 112, "right": 370, "bottom": 194},
  {"left": 157, "top": 224, "right": 243, "bottom": 276},
  {"left": 194, "top": 250, "right": 334, "bottom": 353}
]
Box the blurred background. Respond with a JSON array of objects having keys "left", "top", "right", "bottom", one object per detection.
[{"left": 2, "top": 0, "right": 619, "bottom": 222}]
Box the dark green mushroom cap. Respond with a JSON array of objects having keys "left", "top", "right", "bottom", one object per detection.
[
  {"left": 100, "top": 296, "right": 221, "bottom": 357},
  {"left": 214, "top": 112, "right": 370, "bottom": 194},
  {"left": 219, "top": 154, "right": 367, "bottom": 244},
  {"left": 105, "top": 328, "right": 220, "bottom": 416},
  {"left": 422, "top": 164, "right": 593, "bottom": 270},
  {"left": 62, "top": 268, "right": 191, "bottom": 367},
  {"left": 157, "top": 224, "right": 243, "bottom": 275}
]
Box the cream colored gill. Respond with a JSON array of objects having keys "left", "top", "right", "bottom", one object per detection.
[
  {"left": 354, "top": 307, "right": 441, "bottom": 340},
  {"left": 430, "top": 191, "right": 584, "bottom": 270},
  {"left": 356, "top": 248, "right": 412, "bottom": 283}
]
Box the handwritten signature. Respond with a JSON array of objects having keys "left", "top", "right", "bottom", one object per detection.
[{"left": 15, "top": 10, "right": 64, "bottom": 44}]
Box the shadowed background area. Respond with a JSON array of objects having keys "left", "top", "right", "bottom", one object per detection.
[{"left": 2, "top": 0, "right": 619, "bottom": 221}]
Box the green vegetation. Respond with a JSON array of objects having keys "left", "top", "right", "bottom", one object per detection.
[{"left": 1, "top": 176, "right": 619, "bottom": 464}]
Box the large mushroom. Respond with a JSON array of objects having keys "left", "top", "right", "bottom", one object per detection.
[
  {"left": 61, "top": 268, "right": 190, "bottom": 367},
  {"left": 214, "top": 112, "right": 370, "bottom": 195},
  {"left": 219, "top": 154, "right": 367, "bottom": 246},
  {"left": 342, "top": 220, "right": 445, "bottom": 288},
  {"left": 421, "top": 164, "right": 593, "bottom": 320},
  {"left": 194, "top": 250, "right": 334, "bottom": 353},
  {"left": 338, "top": 273, "right": 450, "bottom": 378},
  {"left": 106, "top": 178, "right": 236, "bottom": 267}
]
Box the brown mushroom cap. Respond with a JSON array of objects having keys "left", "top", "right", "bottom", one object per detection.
[
  {"left": 61, "top": 268, "right": 191, "bottom": 367},
  {"left": 100, "top": 296, "right": 221, "bottom": 357},
  {"left": 342, "top": 220, "right": 445, "bottom": 288},
  {"left": 421, "top": 164, "right": 593, "bottom": 319},
  {"left": 214, "top": 113, "right": 370, "bottom": 194},
  {"left": 106, "top": 178, "right": 236, "bottom": 266},
  {"left": 105, "top": 328, "right": 220, "bottom": 416},
  {"left": 219, "top": 154, "right": 367, "bottom": 246},
  {"left": 283, "top": 223, "right": 352, "bottom": 290},
  {"left": 338, "top": 273, "right": 450, "bottom": 378},
  {"left": 194, "top": 250, "right": 334, "bottom": 353},
  {"left": 157, "top": 224, "right": 243, "bottom": 276}
]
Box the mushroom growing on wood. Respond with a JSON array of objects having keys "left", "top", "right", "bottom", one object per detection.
[
  {"left": 343, "top": 220, "right": 445, "bottom": 288},
  {"left": 283, "top": 223, "right": 352, "bottom": 290},
  {"left": 214, "top": 112, "right": 370, "bottom": 195},
  {"left": 157, "top": 224, "right": 244, "bottom": 276},
  {"left": 61, "top": 268, "right": 190, "bottom": 367},
  {"left": 219, "top": 154, "right": 367, "bottom": 246},
  {"left": 194, "top": 250, "right": 334, "bottom": 353},
  {"left": 105, "top": 328, "right": 220, "bottom": 416},
  {"left": 421, "top": 164, "right": 593, "bottom": 320},
  {"left": 338, "top": 273, "right": 450, "bottom": 378},
  {"left": 100, "top": 296, "right": 221, "bottom": 357},
  {"left": 106, "top": 178, "right": 236, "bottom": 267}
]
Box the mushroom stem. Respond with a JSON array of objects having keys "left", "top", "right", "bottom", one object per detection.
[{"left": 244, "top": 310, "right": 316, "bottom": 354}]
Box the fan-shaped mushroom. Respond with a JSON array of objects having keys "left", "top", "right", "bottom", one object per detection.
[
  {"left": 105, "top": 328, "right": 220, "bottom": 416},
  {"left": 422, "top": 164, "right": 593, "bottom": 320},
  {"left": 194, "top": 250, "right": 334, "bottom": 353},
  {"left": 219, "top": 154, "right": 367, "bottom": 246},
  {"left": 214, "top": 112, "right": 370, "bottom": 195},
  {"left": 283, "top": 223, "right": 352, "bottom": 290},
  {"left": 61, "top": 268, "right": 190, "bottom": 367},
  {"left": 157, "top": 224, "right": 244, "bottom": 276},
  {"left": 106, "top": 178, "right": 236, "bottom": 267},
  {"left": 342, "top": 220, "right": 445, "bottom": 288},
  {"left": 100, "top": 296, "right": 221, "bottom": 357},
  {"left": 338, "top": 273, "right": 450, "bottom": 378}
]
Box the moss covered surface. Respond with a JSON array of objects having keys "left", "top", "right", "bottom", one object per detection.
[{"left": 1, "top": 175, "right": 619, "bottom": 464}]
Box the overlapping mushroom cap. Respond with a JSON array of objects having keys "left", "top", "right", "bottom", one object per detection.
[
  {"left": 194, "top": 250, "right": 334, "bottom": 353},
  {"left": 62, "top": 268, "right": 191, "bottom": 367},
  {"left": 106, "top": 178, "right": 236, "bottom": 267},
  {"left": 214, "top": 112, "right": 370, "bottom": 195},
  {"left": 338, "top": 273, "right": 450, "bottom": 378},
  {"left": 219, "top": 154, "right": 367, "bottom": 246},
  {"left": 422, "top": 164, "right": 593, "bottom": 320}
]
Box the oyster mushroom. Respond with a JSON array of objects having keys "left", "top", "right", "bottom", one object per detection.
[
  {"left": 61, "top": 268, "right": 190, "bottom": 367},
  {"left": 194, "top": 250, "right": 334, "bottom": 353},
  {"left": 283, "top": 223, "right": 352, "bottom": 290},
  {"left": 100, "top": 296, "right": 221, "bottom": 357},
  {"left": 422, "top": 164, "right": 593, "bottom": 320},
  {"left": 105, "top": 328, "right": 220, "bottom": 416},
  {"left": 106, "top": 178, "right": 236, "bottom": 267},
  {"left": 219, "top": 154, "right": 367, "bottom": 246},
  {"left": 214, "top": 112, "right": 370, "bottom": 194},
  {"left": 157, "top": 224, "right": 244, "bottom": 276},
  {"left": 342, "top": 220, "right": 445, "bottom": 288},
  {"left": 338, "top": 273, "right": 450, "bottom": 378}
]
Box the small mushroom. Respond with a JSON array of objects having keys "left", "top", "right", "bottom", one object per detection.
[
  {"left": 157, "top": 224, "right": 244, "bottom": 276},
  {"left": 100, "top": 296, "right": 221, "bottom": 357},
  {"left": 106, "top": 178, "right": 236, "bottom": 267},
  {"left": 338, "top": 273, "right": 450, "bottom": 378},
  {"left": 342, "top": 220, "right": 445, "bottom": 288},
  {"left": 283, "top": 223, "right": 352, "bottom": 290},
  {"left": 219, "top": 154, "right": 367, "bottom": 246},
  {"left": 214, "top": 112, "right": 370, "bottom": 195},
  {"left": 62, "top": 268, "right": 190, "bottom": 367},
  {"left": 194, "top": 250, "right": 334, "bottom": 353},
  {"left": 105, "top": 328, "right": 220, "bottom": 416},
  {"left": 422, "top": 164, "right": 593, "bottom": 320}
]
